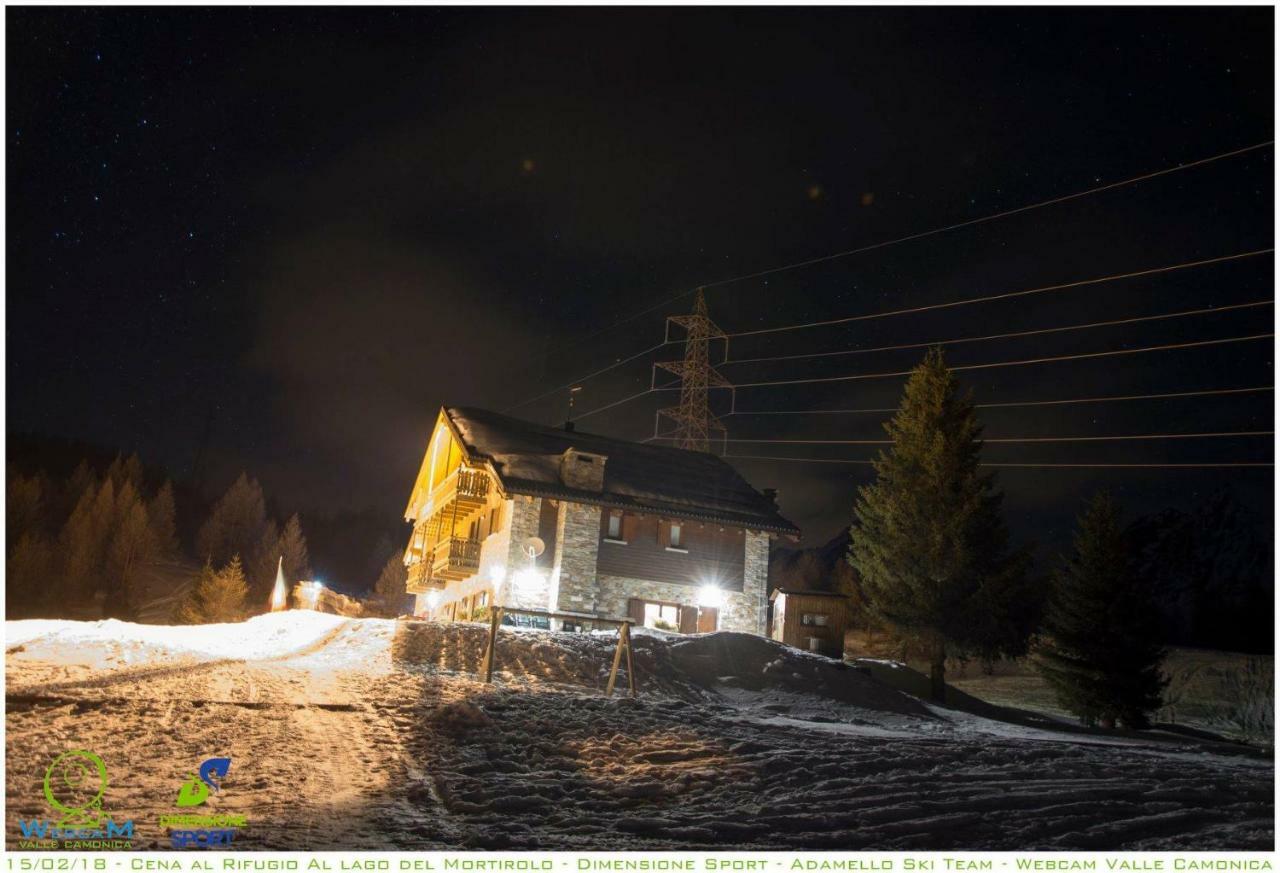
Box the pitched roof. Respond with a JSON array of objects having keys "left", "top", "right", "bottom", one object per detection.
[{"left": 443, "top": 406, "right": 800, "bottom": 536}]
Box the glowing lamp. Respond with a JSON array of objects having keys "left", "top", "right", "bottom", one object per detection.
[
  {"left": 513, "top": 568, "right": 542, "bottom": 593},
  {"left": 697, "top": 583, "right": 723, "bottom": 609}
]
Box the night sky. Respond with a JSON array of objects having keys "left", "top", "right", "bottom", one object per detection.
[{"left": 8, "top": 7, "right": 1274, "bottom": 556}]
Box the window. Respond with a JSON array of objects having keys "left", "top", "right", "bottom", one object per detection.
[
  {"left": 477, "top": 590, "right": 489, "bottom": 608},
  {"left": 669, "top": 523, "right": 682, "bottom": 547},
  {"left": 606, "top": 512, "right": 623, "bottom": 540},
  {"left": 643, "top": 602, "right": 681, "bottom": 631},
  {"left": 665, "top": 522, "right": 686, "bottom": 551}
]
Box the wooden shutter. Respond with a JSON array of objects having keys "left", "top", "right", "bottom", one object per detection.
[
  {"left": 697, "top": 607, "right": 719, "bottom": 633},
  {"left": 658, "top": 520, "right": 671, "bottom": 548},
  {"left": 627, "top": 598, "right": 646, "bottom": 625},
  {"left": 678, "top": 605, "right": 698, "bottom": 634},
  {"left": 622, "top": 513, "right": 637, "bottom": 542}
]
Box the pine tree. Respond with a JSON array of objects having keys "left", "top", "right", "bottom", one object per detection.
[
  {"left": 106, "top": 482, "right": 159, "bottom": 616},
  {"left": 247, "top": 519, "right": 281, "bottom": 605},
  {"left": 278, "top": 514, "right": 311, "bottom": 584},
  {"left": 373, "top": 552, "right": 408, "bottom": 615},
  {"left": 148, "top": 480, "right": 180, "bottom": 557},
  {"left": 7, "top": 472, "right": 48, "bottom": 541},
  {"left": 105, "top": 453, "right": 144, "bottom": 490},
  {"left": 59, "top": 478, "right": 116, "bottom": 602},
  {"left": 849, "top": 348, "right": 1031, "bottom": 701},
  {"left": 178, "top": 557, "right": 249, "bottom": 624},
  {"left": 8, "top": 532, "right": 56, "bottom": 616},
  {"left": 196, "top": 473, "right": 268, "bottom": 566},
  {"left": 1035, "top": 492, "right": 1167, "bottom": 729}
]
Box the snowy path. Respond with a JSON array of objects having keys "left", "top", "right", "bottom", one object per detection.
[{"left": 5, "top": 613, "right": 1273, "bottom": 850}]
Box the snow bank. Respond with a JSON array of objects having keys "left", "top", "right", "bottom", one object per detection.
[
  {"left": 4, "top": 610, "right": 366, "bottom": 669},
  {"left": 392, "top": 621, "right": 932, "bottom": 717}
]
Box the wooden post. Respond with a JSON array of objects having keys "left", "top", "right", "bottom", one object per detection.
[
  {"left": 481, "top": 607, "right": 503, "bottom": 683},
  {"left": 622, "top": 621, "right": 636, "bottom": 698},
  {"left": 605, "top": 623, "right": 627, "bottom": 697}
]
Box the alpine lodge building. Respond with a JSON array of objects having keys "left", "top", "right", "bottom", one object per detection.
[{"left": 402, "top": 407, "right": 800, "bottom": 634}]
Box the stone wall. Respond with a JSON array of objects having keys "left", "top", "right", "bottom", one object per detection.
[
  {"left": 501, "top": 495, "right": 549, "bottom": 610},
  {"left": 595, "top": 528, "right": 769, "bottom": 635},
  {"left": 414, "top": 492, "right": 775, "bottom": 638},
  {"left": 553, "top": 500, "right": 602, "bottom": 614},
  {"left": 743, "top": 529, "right": 771, "bottom": 635}
]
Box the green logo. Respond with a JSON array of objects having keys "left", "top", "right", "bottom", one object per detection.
[
  {"left": 176, "top": 776, "right": 209, "bottom": 807},
  {"left": 175, "top": 757, "right": 231, "bottom": 807},
  {"left": 42, "top": 750, "right": 108, "bottom": 828}
]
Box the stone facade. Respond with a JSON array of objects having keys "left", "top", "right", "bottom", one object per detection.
[
  {"left": 500, "top": 495, "right": 549, "bottom": 610},
  {"left": 593, "top": 528, "right": 770, "bottom": 633},
  {"left": 418, "top": 493, "right": 772, "bottom": 636},
  {"left": 552, "top": 500, "right": 603, "bottom": 614},
  {"left": 743, "top": 530, "right": 771, "bottom": 634}
]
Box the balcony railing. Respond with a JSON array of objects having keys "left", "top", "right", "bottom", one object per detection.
[
  {"left": 405, "top": 559, "right": 444, "bottom": 594},
  {"left": 430, "top": 536, "right": 482, "bottom": 580}
]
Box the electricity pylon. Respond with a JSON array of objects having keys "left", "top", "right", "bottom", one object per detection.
[{"left": 655, "top": 290, "right": 731, "bottom": 453}]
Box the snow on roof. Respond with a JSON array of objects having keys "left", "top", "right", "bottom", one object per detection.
[
  {"left": 770, "top": 587, "right": 850, "bottom": 600},
  {"left": 445, "top": 406, "right": 800, "bottom": 535}
]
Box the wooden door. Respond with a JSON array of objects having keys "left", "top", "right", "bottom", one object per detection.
[
  {"left": 697, "top": 606, "right": 719, "bottom": 633},
  {"left": 678, "top": 605, "right": 698, "bottom": 634}
]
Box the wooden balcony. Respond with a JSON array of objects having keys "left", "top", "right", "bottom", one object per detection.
[
  {"left": 417, "top": 467, "right": 491, "bottom": 526},
  {"left": 405, "top": 559, "right": 445, "bottom": 594},
  {"left": 430, "top": 536, "right": 483, "bottom": 581}
]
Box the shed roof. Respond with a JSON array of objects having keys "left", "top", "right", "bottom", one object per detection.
[
  {"left": 443, "top": 406, "right": 800, "bottom": 536},
  {"left": 769, "top": 587, "right": 851, "bottom": 601}
]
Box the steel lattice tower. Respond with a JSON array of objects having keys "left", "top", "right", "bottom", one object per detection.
[{"left": 655, "top": 290, "right": 731, "bottom": 453}]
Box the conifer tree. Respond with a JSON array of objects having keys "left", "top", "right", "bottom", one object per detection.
[
  {"left": 8, "top": 532, "right": 55, "bottom": 616},
  {"left": 7, "top": 473, "right": 48, "bottom": 541},
  {"left": 248, "top": 518, "right": 281, "bottom": 604},
  {"left": 850, "top": 348, "right": 1031, "bottom": 701},
  {"left": 196, "top": 473, "right": 268, "bottom": 566},
  {"left": 59, "top": 478, "right": 116, "bottom": 602},
  {"left": 278, "top": 514, "right": 311, "bottom": 584},
  {"left": 148, "top": 480, "right": 180, "bottom": 557},
  {"left": 106, "top": 483, "right": 159, "bottom": 615},
  {"left": 178, "top": 556, "right": 249, "bottom": 624},
  {"left": 373, "top": 552, "right": 408, "bottom": 615},
  {"left": 1035, "top": 491, "right": 1167, "bottom": 728}
]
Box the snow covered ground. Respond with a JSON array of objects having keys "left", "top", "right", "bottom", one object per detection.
[{"left": 6, "top": 612, "right": 1273, "bottom": 850}]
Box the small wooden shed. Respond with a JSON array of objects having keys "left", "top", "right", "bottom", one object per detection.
[{"left": 769, "top": 588, "right": 853, "bottom": 659}]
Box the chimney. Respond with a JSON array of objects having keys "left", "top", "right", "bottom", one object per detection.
[
  {"left": 563, "top": 420, "right": 576, "bottom": 433},
  {"left": 762, "top": 488, "right": 778, "bottom": 506}
]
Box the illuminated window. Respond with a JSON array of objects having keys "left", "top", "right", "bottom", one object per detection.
[
  {"left": 669, "top": 523, "right": 683, "bottom": 548},
  {"left": 607, "top": 512, "right": 622, "bottom": 539},
  {"left": 643, "top": 602, "right": 680, "bottom": 631}
]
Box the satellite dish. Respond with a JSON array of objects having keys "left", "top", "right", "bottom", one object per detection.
[{"left": 521, "top": 536, "right": 546, "bottom": 559}]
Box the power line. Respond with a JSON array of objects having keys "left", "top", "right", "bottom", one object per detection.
[
  {"left": 729, "top": 385, "right": 1274, "bottom": 417},
  {"left": 700, "top": 141, "right": 1275, "bottom": 290},
  {"left": 704, "top": 333, "right": 1274, "bottom": 391},
  {"left": 725, "top": 249, "right": 1273, "bottom": 341},
  {"left": 724, "top": 455, "right": 1274, "bottom": 469},
  {"left": 504, "top": 341, "right": 670, "bottom": 413},
  {"left": 573, "top": 387, "right": 658, "bottom": 422},
  {"left": 654, "top": 430, "right": 1271, "bottom": 446},
  {"left": 727, "top": 299, "right": 1274, "bottom": 363},
  {"left": 502, "top": 141, "right": 1273, "bottom": 408}
]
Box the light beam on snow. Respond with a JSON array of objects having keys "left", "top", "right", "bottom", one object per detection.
[{"left": 270, "top": 556, "right": 287, "bottom": 612}]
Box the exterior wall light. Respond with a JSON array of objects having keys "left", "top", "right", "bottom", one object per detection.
[{"left": 698, "top": 583, "right": 723, "bottom": 609}]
